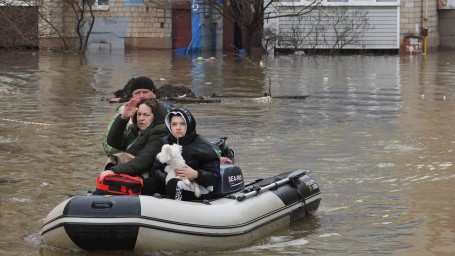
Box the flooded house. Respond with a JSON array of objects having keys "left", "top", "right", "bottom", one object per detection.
[{"left": 1, "top": 0, "right": 453, "bottom": 53}]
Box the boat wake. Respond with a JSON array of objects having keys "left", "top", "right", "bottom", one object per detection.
[{"left": 234, "top": 237, "right": 309, "bottom": 253}]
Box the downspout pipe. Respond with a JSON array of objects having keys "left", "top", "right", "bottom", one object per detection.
[{"left": 421, "top": 0, "right": 429, "bottom": 53}]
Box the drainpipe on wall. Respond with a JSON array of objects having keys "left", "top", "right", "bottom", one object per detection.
[{"left": 421, "top": 0, "right": 429, "bottom": 53}]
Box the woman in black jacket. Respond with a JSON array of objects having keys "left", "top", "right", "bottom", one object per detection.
[
  {"left": 100, "top": 98, "right": 169, "bottom": 179},
  {"left": 148, "top": 107, "right": 221, "bottom": 201}
]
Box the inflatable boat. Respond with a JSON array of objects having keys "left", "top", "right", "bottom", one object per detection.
[{"left": 41, "top": 166, "right": 321, "bottom": 252}]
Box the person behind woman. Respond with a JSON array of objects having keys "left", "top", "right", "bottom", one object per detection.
[
  {"left": 102, "top": 76, "right": 233, "bottom": 165},
  {"left": 148, "top": 107, "right": 221, "bottom": 201},
  {"left": 98, "top": 98, "right": 169, "bottom": 184},
  {"left": 102, "top": 76, "right": 172, "bottom": 155}
]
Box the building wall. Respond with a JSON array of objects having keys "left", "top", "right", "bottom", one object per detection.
[
  {"left": 36, "top": 0, "right": 453, "bottom": 53},
  {"left": 200, "top": 13, "right": 224, "bottom": 52},
  {"left": 274, "top": 5, "right": 400, "bottom": 50},
  {"left": 265, "top": 0, "right": 445, "bottom": 53},
  {"left": 439, "top": 10, "right": 455, "bottom": 49},
  {"left": 400, "top": 0, "right": 439, "bottom": 52},
  {"left": 37, "top": 4, "right": 72, "bottom": 49},
  {"left": 87, "top": 17, "right": 128, "bottom": 51},
  {"left": 39, "top": 0, "right": 174, "bottom": 50}
]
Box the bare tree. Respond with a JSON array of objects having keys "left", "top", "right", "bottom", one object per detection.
[
  {"left": 70, "top": 0, "right": 95, "bottom": 53},
  {"left": 262, "top": 27, "right": 280, "bottom": 55},
  {"left": 204, "top": 0, "right": 322, "bottom": 55},
  {"left": 0, "top": 2, "right": 38, "bottom": 48},
  {"left": 142, "top": 0, "right": 323, "bottom": 55},
  {"left": 325, "top": 7, "right": 371, "bottom": 53},
  {"left": 0, "top": 0, "right": 95, "bottom": 53},
  {"left": 271, "top": 6, "right": 372, "bottom": 54},
  {"left": 262, "top": 1, "right": 323, "bottom": 55},
  {"left": 39, "top": 0, "right": 96, "bottom": 53},
  {"left": 275, "top": 7, "right": 315, "bottom": 52}
]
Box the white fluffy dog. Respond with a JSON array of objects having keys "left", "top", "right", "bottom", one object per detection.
[{"left": 156, "top": 144, "right": 201, "bottom": 198}]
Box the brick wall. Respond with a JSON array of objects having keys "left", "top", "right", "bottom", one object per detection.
[
  {"left": 39, "top": 0, "right": 174, "bottom": 50},
  {"left": 400, "top": 0, "right": 440, "bottom": 52},
  {"left": 439, "top": 10, "right": 455, "bottom": 49}
]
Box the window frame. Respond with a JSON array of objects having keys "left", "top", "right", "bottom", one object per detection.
[
  {"left": 92, "top": 0, "right": 109, "bottom": 11},
  {"left": 278, "top": 0, "right": 399, "bottom": 6}
]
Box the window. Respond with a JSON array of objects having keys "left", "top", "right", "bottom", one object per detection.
[
  {"left": 93, "top": 0, "right": 109, "bottom": 10},
  {"left": 0, "top": 0, "right": 37, "bottom": 6},
  {"left": 279, "top": 0, "right": 398, "bottom": 5},
  {"left": 124, "top": 0, "right": 145, "bottom": 6}
]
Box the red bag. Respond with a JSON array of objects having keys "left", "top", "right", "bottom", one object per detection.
[{"left": 95, "top": 174, "right": 143, "bottom": 195}]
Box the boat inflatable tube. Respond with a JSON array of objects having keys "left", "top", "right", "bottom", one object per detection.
[{"left": 41, "top": 167, "right": 321, "bottom": 252}]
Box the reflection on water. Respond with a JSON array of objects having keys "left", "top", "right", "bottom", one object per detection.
[{"left": 0, "top": 50, "right": 454, "bottom": 255}]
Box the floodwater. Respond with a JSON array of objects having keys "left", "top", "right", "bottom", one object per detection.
[{"left": 0, "top": 49, "right": 454, "bottom": 256}]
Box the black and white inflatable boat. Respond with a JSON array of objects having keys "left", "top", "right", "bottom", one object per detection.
[{"left": 41, "top": 166, "right": 321, "bottom": 252}]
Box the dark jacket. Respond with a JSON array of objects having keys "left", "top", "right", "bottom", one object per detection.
[
  {"left": 102, "top": 100, "right": 172, "bottom": 155},
  {"left": 107, "top": 99, "right": 169, "bottom": 175},
  {"left": 154, "top": 108, "right": 220, "bottom": 187}
]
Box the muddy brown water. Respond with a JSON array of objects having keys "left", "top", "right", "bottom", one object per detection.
[{"left": 0, "top": 50, "right": 454, "bottom": 255}]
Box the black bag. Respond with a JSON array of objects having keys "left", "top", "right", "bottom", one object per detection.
[{"left": 209, "top": 137, "right": 235, "bottom": 163}]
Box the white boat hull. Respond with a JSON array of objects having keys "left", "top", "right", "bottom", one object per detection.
[{"left": 41, "top": 170, "right": 321, "bottom": 252}]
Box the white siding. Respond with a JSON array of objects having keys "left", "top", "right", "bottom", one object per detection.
[{"left": 274, "top": 5, "right": 399, "bottom": 50}]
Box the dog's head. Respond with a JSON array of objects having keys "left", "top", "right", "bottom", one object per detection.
[{"left": 157, "top": 144, "right": 182, "bottom": 164}]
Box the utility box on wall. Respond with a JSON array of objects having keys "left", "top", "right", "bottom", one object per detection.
[{"left": 404, "top": 36, "right": 422, "bottom": 54}]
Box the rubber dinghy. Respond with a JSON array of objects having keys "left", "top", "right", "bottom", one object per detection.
[{"left": 41, "top": 166, "right": 321, "bottom": 252}]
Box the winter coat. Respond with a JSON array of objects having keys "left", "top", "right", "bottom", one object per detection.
[
  {"left": 106, "top": 99, "right": 169, "bottom": 175},
  {"left": 102, "top": 100, "right": 172, "bottom": 155},
  {"left": 154, "top": 108, "right": 220, "bottom": 187}
]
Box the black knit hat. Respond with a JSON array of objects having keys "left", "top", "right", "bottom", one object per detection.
[{"left": 130, "top": 76, "right": 157, "bottom": 93}]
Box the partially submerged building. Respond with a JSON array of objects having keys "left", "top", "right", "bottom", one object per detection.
[
  {"left": 2, "top": 0, "right": 454, "bottom": 53},
  {"left": 264, "top": 0, "right": 455, "bottom": 53},
  {"left": 36, "top": 0, "right": 261, "bottom": 54}
]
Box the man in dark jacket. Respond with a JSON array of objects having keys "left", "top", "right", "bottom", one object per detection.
[{"left": 103, "top": 76, "right": 234, "bottom": 165}]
